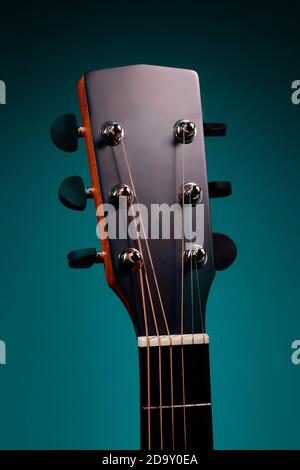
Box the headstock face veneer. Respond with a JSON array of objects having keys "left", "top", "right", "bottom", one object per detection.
[
  {"left": 81, "top": 65, "right": 215, "bottom": 337},
  {"left": 51, "top": 65, "right": 236, "bottom": 337}
]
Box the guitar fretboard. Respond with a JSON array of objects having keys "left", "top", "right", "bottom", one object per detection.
[{"left": 138, "top": 337, "right": 213, "bottom": 450}]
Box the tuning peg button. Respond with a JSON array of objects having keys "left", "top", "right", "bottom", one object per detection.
[
  {"left": 67, "top": 248, "right": 103, "bottom": 269},
  {"left": 209, "top": 181, "right": 232, "bottom": 198},
  {"left": 203, "top": 123, "right": 227, "bottom": 137},
  {"left": 51, "top": 113, "right": 84, "bottom": 152},
  {"left": 58, "top": 176, "right": 93, "bottom": 211},
  {"left": 213, "top": 233, "right": 237, "bottom": 271}
]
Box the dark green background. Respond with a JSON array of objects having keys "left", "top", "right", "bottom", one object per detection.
[{"left": 0, "top": 0, "right": 299, "bottom": 449}]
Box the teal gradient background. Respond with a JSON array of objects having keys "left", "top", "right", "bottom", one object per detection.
[{"left": 0, "top": 0, "right": 299, "bottom": 449}]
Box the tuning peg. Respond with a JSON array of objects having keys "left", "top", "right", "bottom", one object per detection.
[
  {"left": 58, "top": 176, "right": 93, "bottom": 211},
  {"left": 213, "top": 233, "right": 237, "bottom": 271},
  {"left": 67, "top": 248, "right": 103, "bottom": 269},
  {"left": 50, "top": 113, "right": 84, "bottom": 152},
  {"left": 209, "top": 181, "right": 232, "bottom": 198},
  {"left": 203, "top": 123, "right": 227, "bottom": 137}
]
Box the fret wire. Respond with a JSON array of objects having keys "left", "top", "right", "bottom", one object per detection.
[{"left": 142, "top": 403, "right": 212, "bottom": 410}]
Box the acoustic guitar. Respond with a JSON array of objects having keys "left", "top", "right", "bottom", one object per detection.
[{"left": 51, "top": 65, "right": 236, "bottom": 450}]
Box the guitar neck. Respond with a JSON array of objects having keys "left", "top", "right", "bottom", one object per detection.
[{"left": 138, "top": 335, "right": 213, "bottom": 450}]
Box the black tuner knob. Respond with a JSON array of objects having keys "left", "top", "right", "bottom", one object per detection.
[
  {"left": 203, "top": 123, "right": 227, "bottom": 137},
  {"left": 213, "top": 233, "right": 237, "bottom": 271},
  {"left": 50, "top": 113, "right": 84, "bottom": 152},
  {"left": 67, "top": 248, "right": 103, "bottom": 269},
  {"left": 58, "top": 176, "right": 93, "bottom": 211},
  {"left": 209, "top": 181, "right": 232, "bottom": 198}
]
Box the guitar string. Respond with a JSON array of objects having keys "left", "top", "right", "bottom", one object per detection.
[
  {"left": 191, "top": 131, "right": 208, "bottom": 450},
  {"left": 119, "top": 142, "right": 175, "bottom": 448},
  {"left": 138, "top": 269, "right": 151, "bottom": 449},
  {"left": 119, "top": 140, "right": 174, "bottom": 450},
  {"left": 114, "top": 148, "right": 152, "bottom": 448},
  {"left": 183, "top": 129, "right": 207, "bottom": 448},
  {"left": 192, "top": 183, "right": 208, "bottom": 445},
  {"left": 189, "top": 192, "right": 195, "bottom": 341},
  {"left": 189, "top": 204, "right": 195, "bottom": 448},
  {"left": 180, "top": 129, "right": 187, "bottom": 449},
  {"left": 194, "top": 255, "right": 206, "bottom": 343},
  {"left": 194, "top": 253, "right": 207, "bottom": 446},
  {"left": 187, "top": 130, "right": 209, "bottom": 451},
  {"left": 192, "top": 150, "right": 205, "bottom": 342},
  {"left": 142, "top": 265, "right": 163, "bottom": 449},
  {"left": 126, "top": 200, "right": 165, "bottom": 448},
  {"left": 119, "top": 125, "right": 205, "bottom": 450},
  {"left": 120, "top": 147, "right": 162, "bottom": 449}
]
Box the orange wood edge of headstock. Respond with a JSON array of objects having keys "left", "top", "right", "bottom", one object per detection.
[{"left": 77, "top": 76, "right": 133, "bottom": 320}]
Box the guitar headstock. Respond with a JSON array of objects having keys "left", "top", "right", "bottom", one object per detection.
[{"left": 51, "top": 65, "right": 236, "bottom": 338}]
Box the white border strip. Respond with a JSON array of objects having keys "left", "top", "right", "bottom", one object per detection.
[{"left": 138, "top": 333, "right": 209, "bottom": 347}]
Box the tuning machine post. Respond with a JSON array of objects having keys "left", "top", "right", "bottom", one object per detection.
[
  {"left": 184, "top": 244, "right": 208, "bottom": 268},
  {"left": 109, "top": 184, "right": 134, "bottom": 207},
  {"left": 179, "top": 182, "right": 202, "bottom": 205},
  {"left": 102, "top": 121, "right": 124, "bottom": 146},
  {"left": 174, "top": 120, "right": 197, "bottom": 143},
  {"left": 119, "top": 248, "right": 143, "bottom": 273}
]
